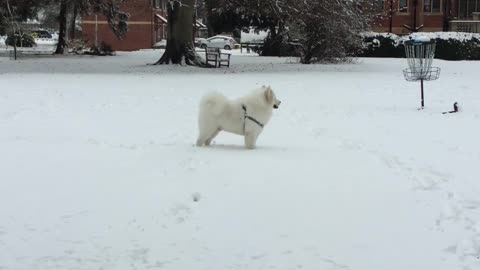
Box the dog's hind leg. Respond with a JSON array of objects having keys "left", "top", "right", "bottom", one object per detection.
[
  {"left": 196, "top": 131, "right": 207, "bottom": 147},
  {"left": 196, "top": 137, "right": 205, "bottom": 147},
  {"left": 196, "top": 126, "right": 219, "bottom": 147},
  {"left": 205, "top": 129, "right": 221, "bottom": 146}
]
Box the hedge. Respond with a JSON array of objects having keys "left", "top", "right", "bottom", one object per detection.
[
  {"left": 358, "top": 32, "right": 480, "bottom": 60},
  {"left": 5, "top": 33, "right": 36, "bottom": 47}
]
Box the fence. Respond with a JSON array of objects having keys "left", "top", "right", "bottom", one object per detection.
[{"left": 449, "top": 20, "right": 480, "bottom": 33}]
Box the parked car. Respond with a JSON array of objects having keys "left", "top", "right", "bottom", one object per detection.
[
  {"left": 194, "top": 37, "right": 206, "bottom": 47},
  {"left": 30, "top": 30, "right": 52, "bottom": 39},
  {"left": 198, "top": 35, "right": 237, "bottom": 50}
]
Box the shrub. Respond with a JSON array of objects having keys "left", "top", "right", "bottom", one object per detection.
[
  {"left": 67, "top": 39, "right": 88, "bottom": 54},
  {"left": 261, "top": 35, "right": 300, "bottom": 57},
  {"left": 85, "top": 41, "right": 115, "bottom": 56},
  {"left": 360, "top": 33, "right": 403, "bottom": 58},
  {"left": 358, "top": 32, "right": 480, "bottom": 61},
  {"left": 433, "top": 37, "right": 480, "bottom": 60},
  {"left": 5, "top": 33, "right": 36, "bottom": 47}
]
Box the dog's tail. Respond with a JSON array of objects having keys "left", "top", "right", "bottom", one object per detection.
[{"left": 199, "top": 92, "right": 228, "bottom": 116}]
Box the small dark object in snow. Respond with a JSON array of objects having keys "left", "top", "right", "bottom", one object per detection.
[
  {"left": 192, "top": 192, "right": 201, "bottom": 202},
  {"left": 442, "top": 102, "right": 460, "bottom": 114}
]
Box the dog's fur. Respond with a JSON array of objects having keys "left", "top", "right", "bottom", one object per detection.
[{"left": 196, "top": 85, "right": 281, "bottom": 149}]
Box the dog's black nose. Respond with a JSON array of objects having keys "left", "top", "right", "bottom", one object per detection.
[{"left": 273, "top": 104, "right": 279, "bottom": 109}]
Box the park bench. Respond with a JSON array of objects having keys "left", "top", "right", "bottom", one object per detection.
[
  {"left": 205, "top": 47, "right": 231, "bottom": 68},
  {"left": 240, "top": 42, "right": 264, "bottom": 54}
]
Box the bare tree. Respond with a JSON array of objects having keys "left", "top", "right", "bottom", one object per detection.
[
  {"left": 54, "top": 0, "right": 68, "bottom": 54},
  {"left": 69, "top": 0, "right": 79, "bottom": 39},
  {"left": 215, "top": 0, "right": 288, "bottom": 38},
  {"left": 5, "top": 0, "right": 17, "bottom": 59},
  {"left": 154, "top": 0, "right": 207, "bottom": 66},
  {"left": 54, "top": 0, "right": 129, "bottom": 54}
]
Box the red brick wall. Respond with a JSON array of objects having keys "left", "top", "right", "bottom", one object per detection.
[
  {"left": 373, "top": 0, "right": 452, "bottom": 34},
  {"left": 82, "top": 23, "right": 153, "bottom": 51},
  {"left": 83, "top": 0, "right": 153, "bottom": 22},
  {"left": 82, "top": 0, "right": 167, "bottom": 51}
]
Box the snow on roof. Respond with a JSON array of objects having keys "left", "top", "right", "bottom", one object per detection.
[{"left": 209, "top": 35, "right": 234, "bottom": 39}]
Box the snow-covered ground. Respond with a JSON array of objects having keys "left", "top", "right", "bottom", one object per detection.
[{"left": 1, "top": 50, "right": 479, "bottom": 270}]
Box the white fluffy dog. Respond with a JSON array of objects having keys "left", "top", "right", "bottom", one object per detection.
[{"left": 196, "top": 85, "right": 281, "bottom": 149}]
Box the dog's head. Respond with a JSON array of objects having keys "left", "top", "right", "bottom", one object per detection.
[{"left": 263, "top": 85, "right": 281, "bottom": 109}]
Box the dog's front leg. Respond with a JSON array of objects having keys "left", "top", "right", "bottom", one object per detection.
[{"left": 244, "top": 132, "right": 259, "bottom": 149}]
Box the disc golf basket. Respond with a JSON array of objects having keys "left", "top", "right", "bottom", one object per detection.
[{"left": 403, "top": 37, "right": 441, "bottom": 109}]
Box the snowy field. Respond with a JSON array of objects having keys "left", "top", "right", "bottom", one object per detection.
[{"left": 0, "top": 50, "right": 479, "bottom": 270}]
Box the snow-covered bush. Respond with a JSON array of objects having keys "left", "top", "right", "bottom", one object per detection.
[
  {"left": 5, "top": 33, "right": 36, "bottom": 47},
  {"left": 286, "top": 0, "right": 372, "bottom": 63},
  {"left": 84, "top": 41, "right": 115, "bottom": 56},
  {"left": 359, "top": 32, "right": 480, "bottom": 60},
  {"left": 360, "top": 33, "right": 403, "bottom": 58}
]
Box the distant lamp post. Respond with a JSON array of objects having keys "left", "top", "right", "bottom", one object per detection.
[
  {"left": 389, "top": 0, "right": 394, "bottom": 33},
  {"left": 95, "top": 14, "right": 98, "bottom": 48},
  {"left": 413, "top": 0, "right": 417, "bottom": 32}
]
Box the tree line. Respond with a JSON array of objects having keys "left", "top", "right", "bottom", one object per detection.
[
  {"left": 0, "top": 0, "right": 128, "bottom": 54},
  {"left": 161, "top": 0, "right": 376, "bottom": 65},
  {"left": 1, "top": 0, "right": 376, "bottom": 65}
]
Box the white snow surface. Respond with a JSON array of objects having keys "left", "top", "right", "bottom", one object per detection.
[{"left": 1, "top": 50, "right": 480, "bottom": 270}]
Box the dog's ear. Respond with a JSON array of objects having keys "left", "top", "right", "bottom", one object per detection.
[{"left": 264, "top": 87, "right": 273, "bottom": 103}]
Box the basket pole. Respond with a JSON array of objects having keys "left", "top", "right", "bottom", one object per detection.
[
  {"left": 403, "top": 39, "right": 440, "bottom": 109},
  {"left": 420, "top": 78, "right": 424, "bottom": 109}
]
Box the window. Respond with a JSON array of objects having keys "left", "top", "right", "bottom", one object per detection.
[
  {"left": 374, "top": 0, "right": 385, "bottom": 12},
  {"left": 458, "top": 0, "right": 480, "bottom": 19},
  {"left": 424, "top": 0, "right": 431, "bottom": 12},
  {"left": 399, "top": 0, "right": 408, "bottom": 13},
  {"left": 424, "top": 0, "right": 441, "bottom": 13}
]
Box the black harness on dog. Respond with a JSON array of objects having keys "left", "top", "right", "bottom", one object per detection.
[{"left": 242, "top": 105, "right": 264, "bottom": 131}]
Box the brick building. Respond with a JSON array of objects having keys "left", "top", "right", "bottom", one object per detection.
[
  {"left": 372, "top": 0, "right": 480, "bottom": 34},
  {"left": 82, "top": 0, "right": 168, "bottom": 51}
]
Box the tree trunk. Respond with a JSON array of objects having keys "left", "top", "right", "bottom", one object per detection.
[
  {"left": 55, "top": 0, "right": 68, "bottom": 54},
  {"left": 5, "top": 0, "right": 17, "bottom": 60},
  {"left": 154, "top": 0, "right": 207, "bottom": 67},
  {"left": 302, "top": 46, "right": 313, "bottom": 64},
  {"left": 69, "top": 1, "right": 78, "bottom": 40}
]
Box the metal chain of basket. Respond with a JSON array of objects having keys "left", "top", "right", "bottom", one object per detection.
[{"left": 403, "top": 38, "right": 441, "bottom": 109}]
